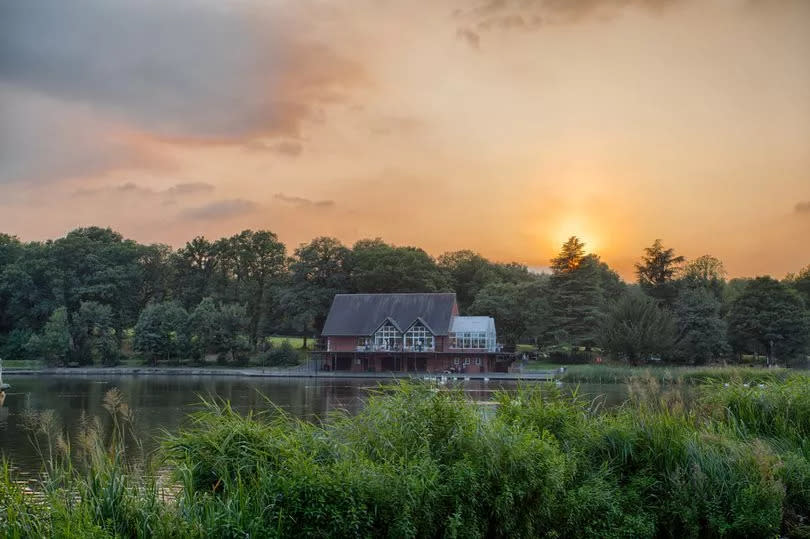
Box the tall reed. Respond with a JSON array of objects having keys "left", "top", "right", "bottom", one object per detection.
[{"left": 2, "top": 379, "right": 810, "bottom": 537}]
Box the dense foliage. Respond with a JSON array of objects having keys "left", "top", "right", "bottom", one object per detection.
[
  {"left": 3, "top": 379, "right": 810, "bottom": 537},
  {"left": 0, "top": 228, "right": 808, "bottom": 365}
]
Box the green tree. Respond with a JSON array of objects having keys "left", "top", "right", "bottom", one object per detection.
[
  {"left": 26, "top": 307, "right": 72, "bottom": 366},
  {"left": 600, "top": 292, "right": 676, "bottom": 364},
  {"left": 350, "top": 239, "right": 448, "bottom": 293},
  {"left": 0, "top": 242, "right": 59, "bottom": 334},
  {"left": 73, "top": 301, "right": 119, "bottom": 366},
  {"left": 282, "top": 237, "right": 351, "bottom": 344},
  {"left": 469, "top": 280, "right": 548, "bottom": 347},
  {"left": 262, "top": 339, "right": 300, "bottom": 367},
  {"left": 727, "top": 277, "right": 809, "bottom": 364},
  {"left": 550, "top": 236, "right": 586, "bottom": 273},
  {"left": 212, "top": 303, "right": 251, "bottom": 364},
  {"left": 635, "top": 239, "right": 685, "bottom": 306},
  {"left": 438, "top": 250, "right": 499, "bottom": 313},
  {"left": 680, "top": 255, "right": 726, "bottom": 300},
  {"left": 136, "top": 243, "right": 174, "bottom": 313},
  {"left": 171, "top": 236, "right": 221, "bottom": 309},
  {"left": 133, "top": 302, "right": 189, "bottom": 365},
  {"left": 547, "top": 238, "right": 607, "bottom": 347},
  {"left": 786, "top": 264, "right": 810, "bottom": 308},
  {"left": 672, "top": 286, "right": 729, "bottom": 364},
  {"left": 49, "top": 227, "right": 145, "bottom": 339},
  {"left": 188, "top": 298, "right": 219, "bottom": 361},
  {"left": 214, "top": 230, "right": 287, "bottom": 344}
]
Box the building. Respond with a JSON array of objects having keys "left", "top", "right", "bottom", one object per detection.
[{"left": 315, "top": 293, "right": 514, "bottom": 373}]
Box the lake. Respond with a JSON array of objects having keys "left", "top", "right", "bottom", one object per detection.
[{"left": 0, "top": 374, "right": 632, "bottom": 478}]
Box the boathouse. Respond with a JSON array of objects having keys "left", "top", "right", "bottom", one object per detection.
[{"left": 316, "top": 293, "right": 514, "bottom": 373}]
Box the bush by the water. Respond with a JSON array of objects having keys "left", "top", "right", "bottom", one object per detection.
[
  {"left": 256, "top": 339, "right": 301, "bottom": 367},
  {"left": 2, "top": 378, "right": 810, "bottom": 538}
]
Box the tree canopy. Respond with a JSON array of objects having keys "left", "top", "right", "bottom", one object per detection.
[{"left": 2, "top": 226, "right": 808, "bottom": 366}]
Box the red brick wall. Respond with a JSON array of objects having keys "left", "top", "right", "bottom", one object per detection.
[{"left": 328, "top": 336, "right": 358, "bottom": 352}]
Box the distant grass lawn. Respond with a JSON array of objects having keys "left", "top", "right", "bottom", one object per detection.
[
  {"left": 3, "top": 336, "right": 311, "bottom": 370},
  {"left": 2, "top": 359, "right": 43, "bottom": 369},
  {"left": 266, "top": 335, "right": 312, "bottom": 350},
  {"left": 522, "top": 360, "right": 566, "bottom": 371}
]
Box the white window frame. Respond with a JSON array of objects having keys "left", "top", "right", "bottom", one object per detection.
[
  {"left": 374, "top": 321, "right": 401, "bottom": 351},
  {"left": 404, "top": 321, "right": 435, "bottom": 351}
]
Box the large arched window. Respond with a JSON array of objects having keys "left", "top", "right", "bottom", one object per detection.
[
  {"left": 404, "top": 321, "right": 435, "bottom": 351},
  {"left": 374, "top": 320, "right": 402, "bottom": 350}
]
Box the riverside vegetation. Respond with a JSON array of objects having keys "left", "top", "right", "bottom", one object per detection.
[
  {"left": 2, "top": 228, "right": 809, "bottom": 369},
  {"left": 2, "top": 376, "right": 810, "bottom": 538}
]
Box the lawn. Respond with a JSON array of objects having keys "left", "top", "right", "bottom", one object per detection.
[{"left": 266, "top": 335, "right": 312, "bottom": 350}]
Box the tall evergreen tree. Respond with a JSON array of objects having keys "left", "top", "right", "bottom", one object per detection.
[
  {"left": 547, "top": 238, "right": 605, "bottom": 347},
  {"left": 635, "top": 239, "right": 685, "bottom": 306}
]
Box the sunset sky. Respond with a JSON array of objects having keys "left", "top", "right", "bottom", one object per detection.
[{"left": 1, "top": 0, "right": 809, "bottom": 279}]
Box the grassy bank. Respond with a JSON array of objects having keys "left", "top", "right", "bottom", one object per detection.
[
  {"left": 542, "top": 363, "right": 801, "bottom": 385},
  {"left": 3, "top": 377, "right": 810, "bottom": 538}
]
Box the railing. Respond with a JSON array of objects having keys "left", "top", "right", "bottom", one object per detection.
[
  {"left": 447, "top": 344, "right": 504, "bottom": 353},
  {"left": 355, "top": 344, "right": 435, "bottom": 352}
]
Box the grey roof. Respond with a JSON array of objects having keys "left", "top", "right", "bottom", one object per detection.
[
  {"left": 450, "top": 316, "right": 496, "bottom": 334},
  {"left": 321, "top": 293, "right": 457, "bottom": 336}
]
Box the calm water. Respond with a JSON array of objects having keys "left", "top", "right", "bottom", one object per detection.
[{"left": 0, "top": 374, "right": 630, "bottom": 477}]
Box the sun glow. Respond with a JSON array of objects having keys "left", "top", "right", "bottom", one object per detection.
[{"left": 551, "top": 216, "right": 602, "bottom": 254}]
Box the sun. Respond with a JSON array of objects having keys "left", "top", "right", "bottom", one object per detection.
[{"left": 551, "top": 216, "right": 601, "bottom": 253}]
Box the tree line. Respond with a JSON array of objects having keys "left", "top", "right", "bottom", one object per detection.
[{"left": 0, "top": 227, "right": 808, "bottom": 366}]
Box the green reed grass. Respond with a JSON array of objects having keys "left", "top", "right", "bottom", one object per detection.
[
  {"left": 559, "top": 363, "right": 797, "bottom": 386},
  {"left": 2, "top": 378, "right": 810, "bottom": 537}
]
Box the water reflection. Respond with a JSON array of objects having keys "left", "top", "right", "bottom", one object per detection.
[{"left": 0, "top": 375, "right": 632, "bottom": 477}]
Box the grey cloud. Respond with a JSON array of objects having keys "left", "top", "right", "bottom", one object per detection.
[
  {"left": 0, "top": 87, "right": 171, "bottom": 183},
  {"left": 796, "top": 201, "right": 810, "bottom": 214},
  {"left": 244, "top": 139, "right": 304, "bottom": 156},
  {"left": 271, "top": 141, "right": 304, "bottom": 157},
  {"left": 456, "top": 28, "right": 480, "bottom": 49},
  {"left": 455, "top": 0, "right": 682, "bottom": 41},
  {"left": 182, "top": 199, "right": 259, "bottom": 220},
  {"left": 274, "top": 193, "right": 335, "bottom": 209},
  {"left": 0, "top": 0, "right": 283, "bottom": 138},
  {"left": 165, "top": 182, "right": 215, "bottom": 196},
  {"left": 72, "top": 181, "right": 214, "bottom": 198},
  {"left": 369, "top": 115, "right": 425, "bottom": 137},
  {"left": 0, "top": 0, "right": 367, "bottom": 184}
]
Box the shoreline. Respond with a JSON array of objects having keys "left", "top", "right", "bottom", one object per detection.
[{"left": 3, "top": 366, "right": 558, "bottom": 381}]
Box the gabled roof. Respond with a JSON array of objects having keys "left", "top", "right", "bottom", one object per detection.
[
  {"left": 450, "top": 316, "right": 496, "bottom": 334},
  {"left": 373, "top": 316, "right": 403, "bottom": 333},
  {"left": 407, "top": 316, "right": 437, "bottom": 336},
  {"left": 321, "top": 293, "right": 457, "bottom": 336}
]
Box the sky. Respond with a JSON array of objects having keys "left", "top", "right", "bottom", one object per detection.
[{"left": 1, "top": 0, "right": 809, "bottom": 279}]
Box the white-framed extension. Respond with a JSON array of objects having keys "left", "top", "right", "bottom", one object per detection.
[{"left": 449, "top": 316, "right": 498, "bottom": 352}]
